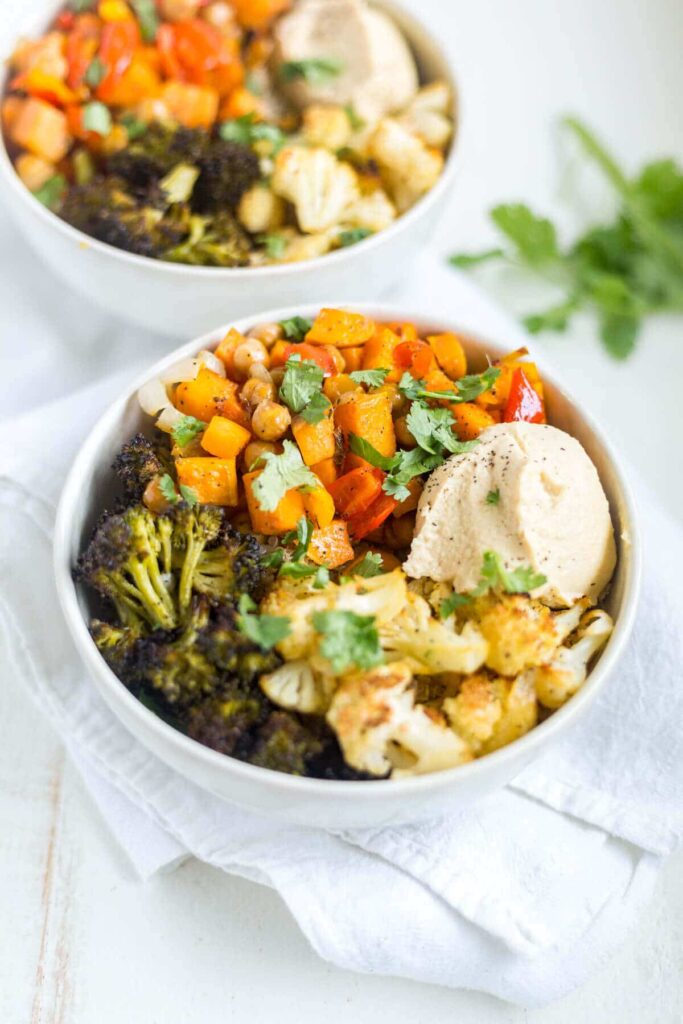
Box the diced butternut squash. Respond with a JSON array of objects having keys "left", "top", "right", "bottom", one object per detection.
[
  {"left": 427, "top": 332, "right": 467, "bottom": 380},
  {"left": 392, "top": 478, "right": 423, "bottom": 517},
  {"left": 10, "top": 97, "right": 70, "bottom": 162},
  {"left": 291, "top": 411, "right": 335, "bottom": 466},
  {"left": 308, "top": 519, "right": 355, "bottom": 569},
  {"left": 161, "top": 81, "right": 219, "bottom": 128},
  {"left": 328, "top": 466, "right": 383, "bottom": 518},
  {"left": 423, "top": 367, "right": 457, "bottom": 399},
  {"left": 175, "top": 368, "right": 248, "bottom": 426},
  {"left": 229, "top": 0, "right": 291, "bottom": 30},
  {"left": 306, "top": 308, "right": 376, "bottom": 348},
  {"left": 449, "top": 402, "right": 496, "bottom": 441},
  {"left": 342, "top": 346, "right": 364, "bottom": 373},
  {"left": 477, "top": 357, "right": 544, "bottom": 411},
  {"left": 386, "top": 321, "right": 418, "bottom": 342},
  {"left": 311, "top": 457, "right": 338, "bottom": 489},
  {"left": 201, "top": 416, "right": 251, "bottom": 459},
  {"left": 214, "top": 328, "right": 247, "bottom": 376},
  {"left": 302, "top": 486, "right": 335, "bottom": 529},
  {"left": 335, "top": 390, "right": 396, "bottom": 458},
  {"left": 2, "top": 96, "right": 23, "bottom": 132},
  {"left": 175, "top": 457, "right": 238, "bottom": 506},
  {"left": 361, "top": 327, "right": 401, "bottom": 382},
  {"left": 243, "top": 470, "right": 305, "bottom": 535},
  {"left": 99, "top": 56, "right": 160, "bottom": 107},
  {"left": 323, "top": 374, "right": 360, "bottom": 403}
]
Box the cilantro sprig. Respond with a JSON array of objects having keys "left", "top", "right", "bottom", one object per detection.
[
  {"left": 159, "top": 474, "right": 199, "bottom": 508},
  {"left": 220, "top": 114, "right": 287, "bottom": 152},
  {"left": 171, "top": 415, "right": 206, "bottom": 449},
  {"left": 472, "top": 551, "right": 547, "bottom": 596},
  {"left": 312, "top": 610, "right": 383, "bottom": 673},
  {"left": 449, "top": 116, "right": 683, "bottom": 359},
  {"left": 279, "top": 355, "right": 331, "bottom": 424},
  {"left": 349, "top": 368, "right": 389, "bottom": 388},
  {"left": 351, "top": 552, "right": 384, "bottom": 578},
  {"left": 339, "top": 227, "right": 373, "bottom": 247},
  {"left": 251, "top": 440, "right": 320, "bottom": 511},
  {"left": 237, "top": 594, "right": 291, "bottom": 651},
  {"left": 398, "top": 366, "right": 500, "bottom": 404},
  {"left": 279, "top": 58, "right": 344, "bottom": 85},
  {"left": 486, "top": 489, "right": 501, "bottom": 505},
  {"left": 279, "top": 316, "right": 313, "bottom": 341}
]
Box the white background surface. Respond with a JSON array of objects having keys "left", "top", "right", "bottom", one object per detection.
[{"left": 1, "top": 0, "right": 682, "bottom": 1020}]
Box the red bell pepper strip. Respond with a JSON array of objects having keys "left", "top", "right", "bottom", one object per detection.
[
  {"left": 96, "top": 20, "right": 141, "bottom": 102},
  {"left": 393, "top": 340, "right": 436, "bottom": 379},
  {"left": 157, "top": 23, "right": 185, "bottom": 80},
  {"left": 328, "top": 466, "right": 384, "bottom": 519},
  {"left": 66, "top": 15, "right": 100, "bottom": 90},
  {"left": 503, "top": 368, "right": 545, "bottom": 424},
  {"left": 56, "top": 11, "right": 76, "bottom": 31},
  {"left": 273, "top": 343, "right": 336, "bottom": 377},
  {"left": 347, "top": 491, "right": 399, "bottom": 541}
]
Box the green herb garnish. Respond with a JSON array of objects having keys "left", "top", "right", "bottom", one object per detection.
[
  {"left": 472, "top": 551, "right": 547, "bottom": 596},
  {"left": 85, "top": 56, "right": 106, "bottom": 88},
  {"left": 398, "top": 366, "right": 500, "bottom": 404},
  {"left": 351, "top": 552, "right": 384, "bottom": 578},
  {"left": 279, "top": 355, "right": 331, "bottom": 424},
  {"left": 279, "top": 58, "right": 344, "bottom": 85},
  {"left": 171, "top": 415, "right": 206, "bottom": 448},
  {"left": 339, "top": 227, "right": 372, "bottom": 247},
  {"left": 439, "top": 592, "right": 472, "bottom": 619},
  {"left": 120, "top": 113, "right": 147, "bottom": 140},
  {"left": 312, "top": 610, "right": 383, "bottom": 673},
  {"left": 349, "top": 368, "right": 388, "bottom": 388},
  {"left": 251, "top": 440, "right": 320, "bottom": 511},
  {"left": 33, "top": 174, "right": 66, "bottom": 209},
  {"left": 344, "top": 104, "right": 365, "bottom": 130},
  {"left": 237, "top": 594, "right": 291, "bottom": 650},
  {"left": 82, "top": 101, "right": 112, "bottom": 137},
  {"left": 279, "top": 315, "right": 313, "bottom": 341},
  {"left": 220, "top": 114, "right": 286, "bottom": 152},
  {"left": 130, "top": 0, "right": 159, "bottom": 42},
  {"left": 486, "top": 489, "right": 501, "bottom": 505},
  {"left": 258, "top": 233, "right": 287, "bottom": 259}
]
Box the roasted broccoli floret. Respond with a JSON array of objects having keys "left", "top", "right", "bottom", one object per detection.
[
  {"left": 60, "top": 179, "right": 184, "bottom": 258},
  {"left": 113, "top": 433, "right": 170, "bottom": 500},
  {"left": 185, "top": 684, "right": 269, "bottom": 757},
  {"left": 162, "top": 211, "right": 251, "bottom": 267},
  {"left": 90, "top": 618, "right": 143, "bottom": 680},
  {"left": 106, "top": 123, "right": 207, "bottom": 192},
  {"left": 192, "top": 138, "right": 261, "bottom": 214},
  {"left": 250, "top": 711, "right": 324, "bottom": 776}
]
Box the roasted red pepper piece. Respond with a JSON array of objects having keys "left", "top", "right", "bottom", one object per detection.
[
  {"left": 347, "top": 491, "right": 399, "bottom": 541},
  {"left": 273, "top": 343, "right": 336, "bottom": 377},
  {"left": 66, "top": 14, "right": 101, "bottom": 90},
  {"left": 393, "top": 339, "right": 436, "bottom": 379},
  {"left": 503, "top": 368, "right": 546, "bottom": 424},
  {"left": 328, "top": 466, "right": 384, "bottom": 519},
  {"left": 96, "top": 20, "right": 140, "bottom": 102}
]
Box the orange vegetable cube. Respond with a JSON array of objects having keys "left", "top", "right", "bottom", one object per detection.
[
  {"left": 2, "top": 97, "right": 23, "bottom": 132},
  {"left": 302, "top": 487, "right": 335, "bottom": 529},
  {"left": 243, "top": 470, "right": 306, "bottom": 535},
  {"left": 386, "top": 322, "right": 418, "bottom": 342},
  {"left": 100, "top": 57, "right": 160, "bottom": 107},
  {"left": 230, "top": 0, "right": 294, "bottom": 31},
  {"left": 335, "top": 390, "right": 396, "bottom": 458},
  {"left": 328, "top": 466, "right": 383, "bottom": 518},
  {"left": 449, "top": 403, "right": 496, "bottom": 441},
  {"left": 308, "top": 520, "right": 355, "bottom": 569},
  {"left": 175, "top": 368, "right": 248, "bottom": 426},
  {"left": 291, "top": 412, "right": 336, "bottom": 466},
  {"left": 311, "top": 458, "right": 338, "bottom": 489},
  {"left": 99, "top": 0, "right": 134, "bottom": 20},
  {"left": 360, "top": 327, "right": 401, "bottom": 382},
  {"left": 323, "top": 374, "right": 360, "bottom": 403},
  {"left": 201, "top": 416, "right": 251, "bottom": 459},
  {"left": 161, "top": 81, "right": 219, "bottom": 128},
  {"left": 220, "top": 86, "right": 264, "bottom": 121},
  {"left": 392, "top": 478, "right": 424, "bottom": 517},
  {"left": 214, "top": 328, "right": 246, "bottom": 376},
  {"left": 423, "top": 367, "right": 457, "bottom": 399},
  {"left": 306, "top": 308, "right": 376, "bottom": 348},
  {"left": 176, "top": 457, "right": 238, "bottom": 506},
  {"left": 10, "top": 98, "right": 70, "bottom": 162},
  {"left": 427, "top": 332, "right": 467, "bottom": 380},
  {"left": 342, "top": 347, "right": 364, "bottom": 373}
]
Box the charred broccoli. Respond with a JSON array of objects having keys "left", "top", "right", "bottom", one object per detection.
[
  {"left": 106, "top": 123, "right": 207, "bottom": 193},
  {"left": 185, "top": 685, "right": 269, "bottom": 757},
  {"left": 163, "top": 211, "right": 251, "bottom": 267},
  {"left": 113, "top": 433, "right": 170, "bottom": 500},
  {"left": 250, "top": 711, "right": 324, "bottom": 775},
  {"left": 192, "top": 138, "right": 261, "bottom": 214}
]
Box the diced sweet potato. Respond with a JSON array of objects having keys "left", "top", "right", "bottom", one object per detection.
[
  {"left": 334, "top": 390, "right": 396, "bottom": 457},
  {"left": 302, "top": 486, "right": 335, "bottom": 529},
  {"left": 10, "top": 97, "right": 70, "bottom": 162},
  {"left": 361, "top": 327, "right": 401, "bottom": 382},
  {"left": 308, "top": 519, "right": 355, "bottom": 568},
  {"left": 427, "top": 332, "right": 467, "bottom": 380},
  {"left": 291, "top": 412, "right": 336, "bottom": 466},
  {"left": 342, "top": 346, "right": 364, "bottom": 373},
  {"left": 328, "top": 466, "right": 383, "bottom": 518},
  {"left": 161, "top": 81, "right": 219, "bottom": 128},
  {"left": 306, "top": 308, "right": 376, "bottom": 348},
  {"left": 243, "top": 470, "right": 305, "bottom": 535},
  {"left": 175, "top": 457, "right": 238, "bottom": 506},
  {"left": 175, "top": 368, "right": 248, "bottom": 426},
  {"left": 214, "top": 328, "right": 247, "bottom": 376},
  {"left": 311, "top": 457, "right": 338, "bottom": 489},
  {"left": 449, "top": 402, "right": 496, "bottom": 441},
  {"left": 201, "top": 416, "right": 251, "bottom": 459}
]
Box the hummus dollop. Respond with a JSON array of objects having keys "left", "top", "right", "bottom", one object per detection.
[
  {"left": 273, "top": 0, "right": 419, "bottom": 122},
  {"left": 403, "top": 422, "right": 616, "bottom": 608}
]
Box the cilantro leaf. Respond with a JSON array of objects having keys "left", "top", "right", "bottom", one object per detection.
[
  {"left": 237, "top": 594, "right": 291, "bottom": 651},
  {"left": 398, "top": 367, "right": 500, "bottom": 403},
  {"left": 85, "top": 56, "right": 106, "bottom": 88},
  {"left": 312, "top": 610, "right": 383, "bottom": 673},
  {"left": 179, "top": 485, "right": 199, "bottom": 507},
  {"left": 130, "top": 0, "right": 159, "bottom": 42},
  {"left": 599, "top": 314, "right": 639, "bottom": 359},
  {"left": 339, "top": 227, "right": 373, "bottom": 247},
  {"left": 491, "top": 203, "right": 559, "bottom": 266},
  {"left": 33, "top": 174, "right": 66, "bottom": 209},
  {"left": 348, "top": 434, "right": 398, "bottom": 472},
  {"left": 351, "top": 552, "right": 384, "bottom": 578},
  {"left": 405, "top": 403, "right": 478, "bottom": 456},
  {"left": 279, "top": 316, "right": 313, "bottom": 341},
  {"left": 252, "top": 440, "right": 320, "bottom": 511},
  {"left": 449, "top": 248, "right": 505, "bottom": 268},
  {"left": 292, "top": 517, "right": 314, "bottom": 561},
  {"left": 279, "top": 355, "right": 330, "bottom": 421},
  {"left": 278, "top": 561, "right": 319, "bottom": 580},
  {"left": 349, "top": 368, "right": 389, "bottom": 388},
  {"left": 344, "top": 104, "right": 365, "bottom": 130},
  {"left": 439, "top": 592, "right": 472, "bottom": 619},
  {"left": 120, "top": 113, "right": 147, "bottom": 141},
  {"left": 82, "top": 101, "right": 112, "bottom": 137},
  {"left": 262, "top": 548, "right": 285, "bottom": 570},
  {"left": 159, "top": 474, "right": 179, "bottom": 505},
  {"left": 171, "top": 415, "right": 206, "bottom": 448},
  {"left": 220, "top": 114, "right": 286, "bottom": 152},
  {"left": 485, "top": 489, "right": 501, "bottom": 505},
  {"left": 472, "top": 551, "right": 547, "bottom": 596},
  {"left": 279, "top": 58, "right": 344, "bottom": 85},
  {"left": 313, "top": 566, "right": 331, "bottom": 589},
  {"left": 383, "top": 448, "right": 443, "bottom": 500}
]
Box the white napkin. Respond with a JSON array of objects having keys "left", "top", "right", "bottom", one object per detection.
[{"left": 1, "top": 220, "right": 682, "bottom": 1005}]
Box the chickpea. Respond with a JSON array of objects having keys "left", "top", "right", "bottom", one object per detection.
[
  {"left": 243, "top": 440, "right": 280, "bottom": 470},
  {"left": 143, "top": 476, "right": 174, "bottom": 514},
  {"left": 201, "top": 0, "right": 237, "bottom": 31},
  {"left": 241, "top": 377, "right": 275, "bottom": 409},
  {"left": 380, "top": 384, "right": 407, "bottom": 416},
  {"left": 252, "top": 401, "right": 291, "bottom": 442},
  {"left": 322, "top": 345, "right": 345, "bottom": 375},
  {"left": 383, "top": 515, "right": 416, "bottom": 550},
  {"left": 324, "top": 375, "right": 361, "bottom": 404},
  {"left": 248, "top": 362, "right": 273, "bottom": 384},
  {"left": 269, "top": 366, "right": 286, "bottom": 389},
  {"left": 247, "top": 322, "right": 283, "bottom": 349},
  {"left": 159, "top": 0, "right": 201, "bottom": 20},
  {"left": 233, "top": 339, "right": 270, "bottom": 380},
  {"left": 394, "top": 415, "right": 417, "bottom": 448}
]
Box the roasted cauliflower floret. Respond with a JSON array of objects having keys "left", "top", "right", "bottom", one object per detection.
[
  {"left": 368, "top": 118, "right": 444, "bottom": 212},
  {"left": 260, "top": 660, "right": 335, "bottom": 714},
  {"left": 475, "top": 594, "right": 561, "bottom": 677},
  {"left": 327, "top": 662, "right": 472, "bottom": 777},
  {"left": 283, "top": 231, "right": 334, "bottom": 262},
  {"left": 471, "top": 674, "right": 538, "bottom": 754},
  {"left": 302, "top": 104, "right": 353, "bottom": 150},
  {"left": 443, "top": 673, "right": 506, "bottom": 754},
  {"left": 342, "top": 187, "right": 397, "bottom": 233},
  {"left": 271, "top": 146, "right": 359, "bottom": 233},
  {"left": 529, "top": 608, "right": 613, "bottom": 709},
  {"left": 408, "top": 81, "right": 452, "bottom": 116},
  {"left": 380, "top": 591, "right": 488, "bottom": 675},
  {"left": 396, "top": 82, "right": 453, "bottom": 148},
  {"left": 237, "top": 185, "right": 285, "bottom": 234}
]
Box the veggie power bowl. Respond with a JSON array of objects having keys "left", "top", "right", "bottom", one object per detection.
[
  {"left": 54, "top": 305, "right": 639, "bottom": 828},
  {"left": 0, "top": 1, "right": 458, "bottom": 336}
]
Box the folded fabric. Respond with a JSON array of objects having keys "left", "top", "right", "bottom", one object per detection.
[{"left": 1, "top": 241, "right": 681, "bottom": 1006}]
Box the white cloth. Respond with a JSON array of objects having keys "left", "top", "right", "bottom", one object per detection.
[{"left": 1, "top": 201, "right": 681, "bottom": 1005}]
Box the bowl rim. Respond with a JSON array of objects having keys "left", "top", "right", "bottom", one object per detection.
[
  {"left": 53, "top": 301, "right": 642, "bottom": 800},
  {"left": 0, "top": 0, "right": 461, "bottom": 280}
]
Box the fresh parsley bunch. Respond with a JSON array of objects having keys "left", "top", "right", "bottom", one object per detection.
[{"left": 450, "top": 117, "right": 683, "bottom": 358}]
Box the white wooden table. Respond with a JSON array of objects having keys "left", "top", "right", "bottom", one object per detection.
[{"left": 1, "top": 0, "right": 682, "bottom": 1020}]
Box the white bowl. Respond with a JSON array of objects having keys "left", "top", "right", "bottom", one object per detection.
[
  {"left": 0, "top": 1, "right": 460, "bottom": 338},
  {"left": 53, "top": 303, "right": 641, "bottom": 829}
]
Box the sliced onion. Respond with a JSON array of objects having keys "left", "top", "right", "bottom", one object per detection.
[
  {"left": 138, "top": 377, "right": 170, "bottom": 416},
  {"left": 155, "top": 405, "right": 185, "bottom": 433},
  {"left": 160, "top": 357, "right": 201, "bottom": 385},
  {"left": 197, "top": 349, "right": 226, "bottom": 377}
]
